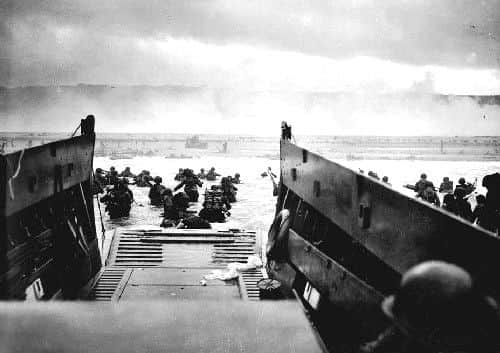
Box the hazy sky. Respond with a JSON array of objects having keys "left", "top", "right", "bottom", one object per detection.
[{"left": 2, "top": 0, "right": 500, "bottom": 94}]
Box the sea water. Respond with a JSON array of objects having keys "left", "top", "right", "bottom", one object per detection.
[
  {"left": 93, "top": 155, "right": 500, "bottom": 249},
  {"left": 93, "top": 156, "right": 279, "bottom": 251}
]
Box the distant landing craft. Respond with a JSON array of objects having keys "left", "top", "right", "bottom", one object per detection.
[{"left": 185, "top": 135, "right": 208, "bottom": 149}]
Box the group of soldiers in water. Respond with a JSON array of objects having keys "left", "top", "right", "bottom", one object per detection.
[
  {"left": 363, "top": 170, "right": 500, "bottom": 235},
  {"left": 360, "top": 178, "right": 500, "bottom": 352},
  {"left": 93, "top": 167, "right": 135, "bottom": 219},
  {"left": 412, "top": 172, "right": 500, "bottom": 234},
  {"left": 94, "top": 165, "right": 241, "bottom": 228},
  {"left": 160, "top": 167, "right": 239, "bottom": 229}
]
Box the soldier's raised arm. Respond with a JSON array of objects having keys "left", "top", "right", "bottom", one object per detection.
[{"left": 174, "top": 180, "right": 185, "bottom": 191}]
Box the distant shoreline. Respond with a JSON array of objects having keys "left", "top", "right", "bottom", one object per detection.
[{"left": 2, "top": 132, "right": 499, "bottom": 162}]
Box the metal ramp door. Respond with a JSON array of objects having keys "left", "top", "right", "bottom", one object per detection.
[{"left": 88, "top": 228, "right": 265, "bottom": 301}]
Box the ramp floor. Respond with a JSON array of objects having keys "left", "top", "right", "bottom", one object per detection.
[{"left": 88, "top": 227, "right": 265, "bottom": 301}]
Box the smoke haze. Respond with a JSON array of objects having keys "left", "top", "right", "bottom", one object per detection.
[{"left": 1, "top": 85, "right": 499, "bottom": 135}]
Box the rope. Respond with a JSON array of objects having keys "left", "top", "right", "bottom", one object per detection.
[
  {"left": 93, "top": 171, "right": 107, "bottom": 252},
  {"left": 95, "top": 193, "right": 106, "bottom": 252},
  {"left": 71, "top": 121, "right": 82, "bottom": 137},
  {"left": 7, "top": 149, "right": 25, "bottom": 200}
]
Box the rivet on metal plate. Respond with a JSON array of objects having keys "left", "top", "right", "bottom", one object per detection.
[
  {"left": 359, "top": 205, "right": 371, "bottom": 229},
  {"left": 313, "top": 180, "right": 320, "bottom": 197},
  {"left": 28, "top": 176, "right": 38, "bottom": 193}
]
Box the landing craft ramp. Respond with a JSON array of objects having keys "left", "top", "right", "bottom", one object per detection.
[{"left": 86, "top": 227, "right": 265, "bottom": 301}]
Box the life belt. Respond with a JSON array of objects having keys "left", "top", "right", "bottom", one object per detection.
[{"left": 266, "top": 209, "right": 291, "bottom": 262}]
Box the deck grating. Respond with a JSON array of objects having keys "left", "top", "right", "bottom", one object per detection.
[
  {"left": 96, "top": 228, "right": 266, "bottom": 300},
  {"left": 88, "top": 267, "right": 127, "bottom": 301}
]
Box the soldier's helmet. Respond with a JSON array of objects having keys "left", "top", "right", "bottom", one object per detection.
[
  {"left": 154, "top": 176, "right": 162, "bottom": 183},
  {"left": 476, "top": 194, "right": 486, "bottom": 204},
  {"left": 420, "top": 173, "right": 427, "bottom": 179},
  {"left": 163, "top": 188, "right": 173, "bottom": 197},
  {"left": 235, "top": 173, "right": 240, "bottom": 178},
  {"left": 482, "top": 172, "right": 500, "bottom": 191},
  {"left": 443, "top": 193, "right": 455, "bottom": 205},
  {"left": 458, "top": 177, "right": 466, "bottom": 185},
  {"left": 382, "top": 261, "right": 499, "bottom": 350}
]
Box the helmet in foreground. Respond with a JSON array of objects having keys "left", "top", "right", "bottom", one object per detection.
[{"left": 382, "top": 261, "right": 498, "bottom": 350}]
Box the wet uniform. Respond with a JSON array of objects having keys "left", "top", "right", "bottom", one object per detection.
[
  {"left": 454, "top": 182, "right": 475, "bottom": 222},
  {"left": 473, "top": 202, "right": 487, "bottom": 226},
  {"left": 199, "top": 189, "right": 231, "bottom": 223},
  {"left": 221, "top": 178, "right": 238, "bottom": 203},
  {"left": 414, "top": 180, "right": 434, "bottom": 197},
  {"left": 206, "top": 170, "right": 220, "bottom": 181},
  {"left": 108, "top": 171, "right": 120, "bottom": 186},
  {"left": 480, "top": 173, "right": 500, "bottom": 233},
  {"left": 178, "top": 215, "right": 211, "bottom": 229},
  {"left": 174, "top": 169, "right": 184, "bottom": 181},
  {"left": 101, "top": 184, "right": 133, "bottom": 219},
  {"left": 199, "top": 207, "right": 226, "bottom": 223},
  {"left": 439, "top": 180, "right": 453, "bottom": 194},
  {"left": 93, "top": 170, "right": 107, "bottom": 194},
  {"left": 198, "top": 170, "right": 207, "bottom": 179},
  {"left": 163, "top": 195, "right": 178, "bottom": 220},
  {"left": 94, "top": 171, "right": 108, "bottom": 187},
  {"left": 420, "top": 186, "right": 440, "bottom": 207},
  {"left": 174, "top": 175, "right": 203, "bottom": 202},
  {"left": 442, "top": 194, "right": 459, "bottom": 215},
  {"left": 135, "top": 173, "right": 152, "bottom": 187},
  {"left": 119, "top": 168, "right": 135, "bottom": 178},
  {"left": 149, "top": 183, "right": 167, "bottom": 206}
]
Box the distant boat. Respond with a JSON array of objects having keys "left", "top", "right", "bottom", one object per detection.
[
  {"left": 165, "top": 153, "right": 193, "bottom": 159},
  {"left": 109, "top": 152, "right": 134, "bottom": 160},
  {"left": 346, "top": 153, "right": 363, "bottom": 160},
  {"left": 185, "top": 135, "right": 208, "bottom": 149}
]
